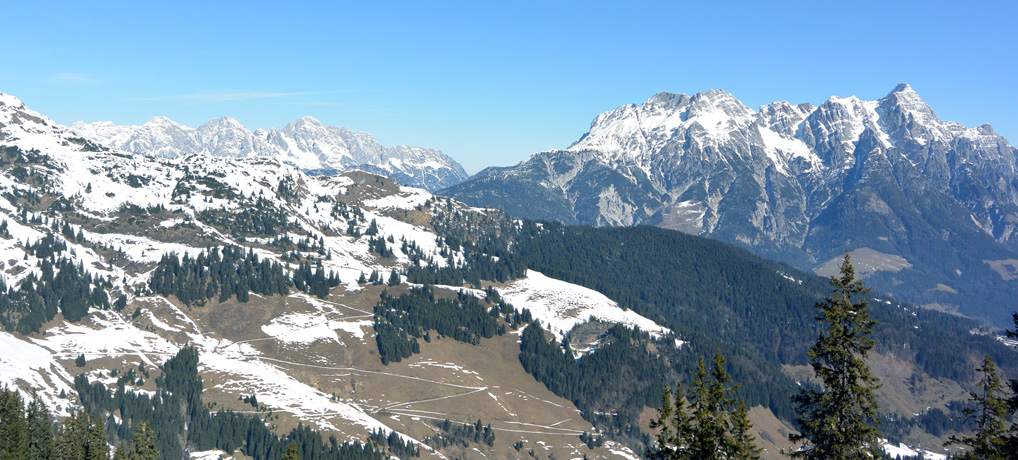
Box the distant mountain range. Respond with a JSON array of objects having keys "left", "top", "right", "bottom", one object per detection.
[
  {"left": 71, "top": 115, "right": 467, "bottom": 191},
  {"left": 2, "top": 88, "right": 1012, "bottom": 460},
  {"left": 444, "top": 84, "right": 1018, "bottom": 325}
]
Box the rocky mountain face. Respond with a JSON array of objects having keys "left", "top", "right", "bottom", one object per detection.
[
  {"left": 444, "top": 84, "right": 1018, "bottom": 324},
  {"left": 1, "top": 90, "right": 1009, "bottom": 460},
  {"left": 71, "top": 114, "right": 468, "bottom": 191}
]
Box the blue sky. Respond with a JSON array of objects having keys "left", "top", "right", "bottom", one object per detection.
[{"left": 2, "top": 1, "right": 1016, "bottom": 174}]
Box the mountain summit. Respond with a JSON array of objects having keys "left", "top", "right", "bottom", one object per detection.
[
  {"left": 71, "top": 114, "right": 467, "bottom": 190},
  {"left": 443, "top": 84, "right": 1018, "bottom": 324}
]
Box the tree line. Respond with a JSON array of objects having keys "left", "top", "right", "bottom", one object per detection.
[
  {"left": 372, "top": 286, "right": 520, "bottom": 364},
  {"left": 149, "top": 246, "right": 340, "bottom": 306},
  {"left": 0, "top": 231, "right": 112, "bottom": 334},
  {"left": 71, "top": 346, "right": 386, "bottom": 460},
  {"left": 0, "top": 386, "right": 160, "bottom": 460},
  {"left": 519, "top": 321, "right": 668, "bottom": 442}
]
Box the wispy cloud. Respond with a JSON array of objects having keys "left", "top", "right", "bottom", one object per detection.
[
  {"left": 126, "top": 91, "right": 342, "bottom": 104},
  {"left": 51, "top": 73, "right": 100, "bottom": 86},
  {"left": 287, "top": 101, "right": 351, "bottom": 107}
]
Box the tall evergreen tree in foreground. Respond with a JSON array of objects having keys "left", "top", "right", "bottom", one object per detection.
[
  {"left": 947, "top": 313, "right": 1018, "bottom": 460},
  {"left": 1008, "top": 313, "right": 1018, "bottom": 457},
  {"left": 788, "top": 253, "right": 881, "bottom": 460},
  {"left": 649, "top": 350, "right": 760, "bottom": 459},
  {"left": 945, "top": 354, "right": 1013, "bottom": 459}
]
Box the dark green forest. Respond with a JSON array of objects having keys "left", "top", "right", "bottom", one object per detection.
[
  {"left": 149, "top": 246, "right": 339, "bottom": 306},
  {"left": 519, "top": 321, "right": 668, "bottom": 438},
  {"left": 0, "top": 231, "right": 111, "bottom": 334},
  {"left": 372, "top": 285, "right": 521, "bottom": 364},
  {"left": 394, "top": 210, "right": 1018, "bottom": 443},
  {"left": 510, "top": 222, "right": 1017, "bottom": 401},
  {"left": 73, "top": 347, "right": 386, "bottom": 460}
]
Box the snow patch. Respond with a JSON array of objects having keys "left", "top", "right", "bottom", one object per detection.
[
  {"left": 0, "top": 331, "right": 76, "bottom": 416},
  {"left": 498, "top": 270, "right": 670, "bottom": 341},
  {"left": 881, "top": 440, "right": 946, "bottom": 460},
  {"left": 262, "top": 313, "right": 341, "bottom": 345}
]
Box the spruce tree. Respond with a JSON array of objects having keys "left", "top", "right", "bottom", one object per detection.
[
  {"left": 688, "top": 353, "right": 734, "bottom": 458},
  {"left": 649, "top": 350, "right": 760, "bottom": 460},
  {"left": 282, "top": 440, "right": 301, "bottom": 460},
  {"left": 129, "top": 421, "right": 158, "bottom": 460},
  {"left": 54, "top": 410, "right": 88, "bottom": 460},
  {"left": 85, "top": 415, "right": 109, "bottom": 460},
  {"left": 25, "top": 398, "right": 54, "bottom": 460},
  {"left": 788, "top": 252, "right": 881, "bottom": 460},
  {"left": 945, "top": 354, "right": 1012, "bottom": 459},
  {"left": 649, "top": 384, "right": 684, "bottom": 459},
  {"left": 728, "top": 401, "right": 760, "bottom": 460},
  {"left": 0, "top": 388, "right": 28, "bottom": 460},
  {"left": 1006, "top": 313, "right": 1018, "bottom": 456},
  {"left": 112, "top": 445, "right": 129, "bottom": 460}
]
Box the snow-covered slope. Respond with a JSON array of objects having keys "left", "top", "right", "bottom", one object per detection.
[
  {"left": 0, "top": 90, "right": 658, "bottom": 459},
  {"left": 71, "top": 114, "right": 468, "bottom": 191},
  {"left": 499, "top": 270, "right": 669, "bottom": 341}
]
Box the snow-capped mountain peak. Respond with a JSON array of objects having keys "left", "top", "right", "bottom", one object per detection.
[
  {"left": 445, "top": 83, "right": 1018, "bottom": 321},
  {"left": 70, "top": 112, "right": 467, "bottom": 190},
  {"left": 0, "top": 92, "right": 28, "bottom": 111},
  {"left": 0, "top": 92, "right": 57, "bottom": 131},
  {"left": 294, "top": 115, "right": 324, "bottom": 127}
]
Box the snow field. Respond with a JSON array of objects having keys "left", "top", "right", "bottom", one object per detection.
[{"left": 498, "top": 270, "right": 671, "bottom": 342}]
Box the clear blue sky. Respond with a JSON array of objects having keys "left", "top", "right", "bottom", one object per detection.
[{"left": 2, "top": 1, "right": 1015, "bottom": 174}]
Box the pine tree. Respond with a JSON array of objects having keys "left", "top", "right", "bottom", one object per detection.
[
  {"left": 85, "top": 415, "right": 109, "bottom": 460},
  {"left": 649, "top": 350, "right": 760, "bottom": 460},
  {"left": 25, "top": 398, "right": 54, "bottom": 460},
  {"left": 945, "top": 354, "right": 1012, "bottom": 459},
  {"left": 728, "top": 401, "right": 761, "bottom": 460},
  {"left": 129, "top": 421, "right": 158, "bottom": 460},
  {"left": 788, "top": 252, "right": 881, "bottom": 460},
  {"left": 282, "top": 440, "right": 301, "bottom": 460},
  {"left": 1006, "top": 313, "right": 1018, "bottom": 456},
  {"left": 649, "top": 383, "right": 693, "bottom": 459},
  {"left": 0, "top": 388, "right": 29, "bottom": 460}
]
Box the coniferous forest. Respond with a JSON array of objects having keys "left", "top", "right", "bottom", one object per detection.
[
  {"left": 0, "top": 232, "right": 112, "bottom": 334},
  {"left": 69, "top": 347, "right": 386, "bottom": 460},
  {"left": 370, "top": 211, "right": 1018, "bottom": 454},
  {"left": 1, "top": 181, "right": 1016, "bottom": 459},
  {"left": 372, "top": 286, "right": 518, "bottom": 364}
]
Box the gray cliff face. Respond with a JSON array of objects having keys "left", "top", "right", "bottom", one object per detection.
[
  {"left": 444, "top": 84, "right": 1018, "bottom": 323},
  {"left": 71, "top": 115, "right": 468, "bottom": 191}
]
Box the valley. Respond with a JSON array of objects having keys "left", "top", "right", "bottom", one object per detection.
[{"left": 1, "top": 89, "right": 1015, "bottom": 460}]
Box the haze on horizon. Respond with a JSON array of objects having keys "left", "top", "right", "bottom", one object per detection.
[{"left": 1, "top": 0, "right": 1015, "bottom": 174}]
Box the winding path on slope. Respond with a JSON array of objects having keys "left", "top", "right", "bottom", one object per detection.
[{"left": 168, "top": 293, "right": 594, "bottom": 439}]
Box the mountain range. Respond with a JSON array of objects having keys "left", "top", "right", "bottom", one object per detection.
[
  {"left": 444, "top": 84, "right": 1018, "bottom": 325},
  {"left": 0, "top": 90, "right": 649, "bottom": 459},
  {"left": 1, "top": 88, "right": 1015, "bottom": 460},
  {"left": 71, "top": 114, "right": 468, "bottom": 191}
]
